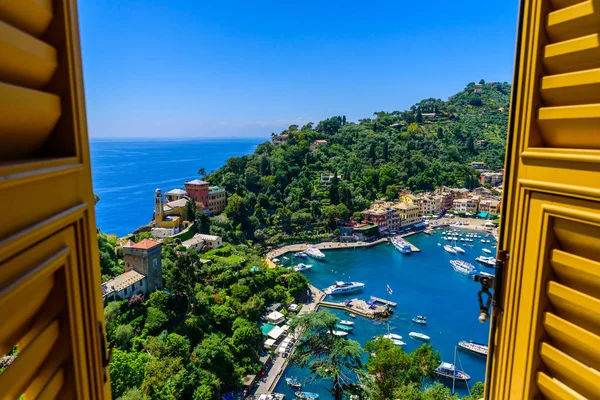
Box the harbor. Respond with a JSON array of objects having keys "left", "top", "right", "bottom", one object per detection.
[{"left": 267, "top": 228, "right": 492, "bottom": 398}]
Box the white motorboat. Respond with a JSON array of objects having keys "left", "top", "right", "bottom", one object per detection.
[
  {"left": 475, "top": 256, "right": 496, "bottom": 267},
  {"left": 391, "top": 237, "right": 412, "bottom": 254},
  {"left": 324, "top": 281, "right": 365, "bottom": 295},
  {"left": 294, "top": 251, "right": 307, "bottom": 258},
  {"left": 450, "top": 260, "right": 476, "bottom": 275},
  {"left": 480, "top": 239, "right": 486, "bottom": 243},
  {"left": 482, "top": 248, "right": 492, "bottom": 254},
  {"left": 411, "top": 316, "right": 426, "bottom": 325},
  {"left": 391, "top": 339, "right": 406, "bottom": 346},
  {"left": 331, "top": 330, "right": 348, "bottom": 337},
  {"left": 409, "top": 332, "right": 430, "bottom": 341},
  {"left": 453, "top": 246, "right": 465, "bottom": 254},
  {"left": 443, "top": 245, "right": 457, "bottom": 254},
  {"left": 339, "top": 320, "right": 355, "bottom": 326},
  {"left": 305, "top": 247, "right": 325, "bottom": 259},
  {"left": 383, "top": 333, "right": 403, "bottom": 340},
  {"left": 293, "top": 263, "right": 312, "bottom": 272}
]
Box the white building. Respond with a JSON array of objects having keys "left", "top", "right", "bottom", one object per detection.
[
  {"left": 182, "top": 235, "right": 205, "bottom": 252},
  {"left": 102, "top": 270, "right": 147, "bottom": 301},
  {"left": 192, "top": 233, "right": 222, "bottom": 249}
]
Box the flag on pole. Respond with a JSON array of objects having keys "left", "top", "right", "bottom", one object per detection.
[{"left": 387, "top": 284, "right": 393, "bottom": 295}]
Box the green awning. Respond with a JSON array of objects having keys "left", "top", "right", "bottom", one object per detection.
[{"left": 477, "top": 212, "right": 489, "bottom": 218}]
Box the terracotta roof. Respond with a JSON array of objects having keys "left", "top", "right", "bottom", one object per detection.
[
  {"left": 132, "top": 239, "right": 161, "bottom": 249},
  {"left": 122, "top": 239, "right": 134, "bottom": 248}
]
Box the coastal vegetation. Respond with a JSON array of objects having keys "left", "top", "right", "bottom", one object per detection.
[{"left": 202, "top": 81, "right": 509, "bottom": 243}]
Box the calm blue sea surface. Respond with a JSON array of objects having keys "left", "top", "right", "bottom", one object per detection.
[
  {"left": 90, "top": 138, "right": 264, "bottom": 237},
  {"left": 275, "top": 230, "right": 495, "bottom": 398}
]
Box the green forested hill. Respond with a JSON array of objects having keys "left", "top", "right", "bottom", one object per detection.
[{"left": 206, "top": 80, "right": 510, "bottom": 241}]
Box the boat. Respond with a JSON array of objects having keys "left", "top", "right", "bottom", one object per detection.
[
  {"left": 293, "top": 263, "right": 312, "bottom": 272},
  {"left": 480, "top": 239, "right": 486, "bottom": 243},
  {"left": 475, "top": 256, "right": 496, "bottom": 267},
  {"left": 409, "top": 332, "right": 430, "bottom": 341},
  {"left": 450, "top": 260, "right": 476, "bottom": 275},
  {"left": 294, "top": 251, "right": 307, "bottom": 258},
  {"left": 458, "top": 340, "right": 489, "bottom": 356},
  {"left": 480, "top": 271, "right": 495, "bottom": 277},
  {"left": 435, "top": 362, "right": 471, "bottom": 382},
  {"left": 331, "top": 330, "right": 348, "bottom": 337},
  {"left": 295, "top": 391, "right": 319, "bottom": 399},
  {"left": 305, "top": 247, "right": 325, "bottom": 259},
  {"left": 437, "top": 242, "right": 441, "bottom": 246},
  {"left": 349, "top": 313, "right": 356, "bottom": 319},
  {"left": 324, "top": 281, "right": 365, "bottom": 295},
  {"left": 482, "top": 248, "right": 492, "bottom": 254},
  {"left": 412, "top": 315, "right": 427, "bottom": 324},
  {"left": 286, "top": 377, "right": 302, "bottom": 388},
  {"left": 424, "top": 229, "right": 433, "bottom": 235},
  {"left": 335, "top": 324, "right": 353, "bottom": 332},
  {"left": 391, "top": 339, "right": 406, "bottom": 346},
  {"left": 443, "top": 245, "right": 457, "bottom": 254},
  {"left": 339, "top": 320, "right": 355, "bottom": 326},
  {"left": 391, "top": 237, "right": 412, "bottom": 254},
  {"left": 453, "top": 246, "right": 465, "bottom": 254},
  {"left": 383, "top": 333, "right": 403, "bottom": 340}
]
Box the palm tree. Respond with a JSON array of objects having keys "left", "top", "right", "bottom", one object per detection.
[{"left": 289, "top": 311, "right": 364, "bottom": 400}]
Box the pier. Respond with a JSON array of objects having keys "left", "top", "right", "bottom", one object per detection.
[
  {"left": 318, "top": 298, "right": 392, "bottom": 319},
  {"left": 370, "top": 296, "right": 397, "bottom": 307}
]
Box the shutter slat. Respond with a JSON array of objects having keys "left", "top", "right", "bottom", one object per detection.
[
  {"left": 544, "top": 33, "right": 600, "bottom": 74},
  {"left": 537, "top": 372, "right": 587, "bottom": 400},
  {"left": 543, "top": 312, "right": 600, "bottom": 371},
  {"left": 547, "top": 281, "right": 600, "bottom": 336},
  {"left": 540, "top": 342, "right": 600, "bottom": 398},
  {"left": 25, "top": 335, "right": 70, "bottom": 399},
  {"left": 0, "top": 81, "right": 61, "bottom": 160},
  {"left": 551, "top": 0, "right": 588, "bottom": 10},
  {"left": 550, "top": 248, "right": 600, "bottom": 296},
  {"left": 0, "top": 319, "right": 59, "bottom": 399},
  {"left": 547, "top": 0, "right": 600, "bottom": 43},
  {"left": 0, "top": 0, "right": 53, "bottom": 37},
  {"left": 34, "top": 368, "right": 64, "bottom": 400},
  {"left": 0, "top": 20, "right": 57, "bottom": 88},
  {"left": 538, "top": 103, "right": 600, "bottom": 148},
  {"left": 541, "top": 68, "right": 600, "bottom": 106}
]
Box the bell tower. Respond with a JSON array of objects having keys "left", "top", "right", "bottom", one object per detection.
[{"left": 154, "top": 188, "right": 163, "bottom": 225}]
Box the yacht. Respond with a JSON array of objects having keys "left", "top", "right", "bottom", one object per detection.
[
  {"left": 480, "top": 239, "right": 486, "bottom": 243},
  {"left": 335, "top": 324, "right": 353, "bottom": 332},
  {"left": 458, "top": 340, "right": 489, "bottom": 356},
  {"left": 331, "top": 330, "right": 348, "bottom": 337},
  {"left": 286, "top": 377, "right": 302, "bottom": 388},
  {"left": 443, "top": 245, "right": 457, "bottom": 254},
  {"left": 424, "top": 229, "right": 433, "bottom": 235},
  {"left": 409, "top": 332, "right": 430, "bottom": 341},
  {"left": 435, "top": 362, "right": 471, "bottom": 382},
  {"left": 391, "top": 339, "right": 406, "bottom": 346},
  {"left": 294, "top": 251, "right": 307, "bottom": 258},
  {"left": 453, "top": 246, "right": 465, "bottom": 254},
  {"left": 482, "top": 248, "right": 492, "bottom": 254},
  {"left": 305, "top": 247, "right": 325, "bottom": 259},
  {"left": 324, "top": 281, "right": 365, "bottom": 295},
  {"left": 450, "top": 260, "right": 476, "bottom": 275},
  {"left": 339, "top": 320, "right": 354, "bottom": 326},
  {"left": 391, "top": 237, "right": 412, "bottom": 254},
  {"left": 293, "top": 263, "right": 312, "bottom": 272},
  {"left": 295, "top": 392, "right": 319, "bottom": 399},
  {"left": 475, "top": 256, "right": 496, "bottom": 267},
  {"left": 383, "top": 333, "right": 403, "bottom": 340},
  {"left": 412, "top": 315, "right": 427, "bottom": 324}
]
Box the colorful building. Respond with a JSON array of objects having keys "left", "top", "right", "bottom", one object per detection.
[
  {"left": 208, "top": 186, "right": 227, "bottom": 215},
  {"left": 480, "top": 171, "right": 503, "bottom": 186},
  {"left": 470, "top": 161, "right": 486, "bottom": 169},
  {"left": 152, "top": 189, "right": 189, "bottom": 237},
  {"left": 184, "top": 179, "right": 210, "bottom": 209},
  {"left": 272, "top": 134, "right": 289, "bottom": 146},
  {"left": 479, "top": 199, "right": 501, "bottom": 215},
  {"left": 165, "top": 188, "right": 187, "bottom": 202}
]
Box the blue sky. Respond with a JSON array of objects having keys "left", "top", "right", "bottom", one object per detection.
[{"left": 79, "top": 0, "right": 519, "bottom": 138}]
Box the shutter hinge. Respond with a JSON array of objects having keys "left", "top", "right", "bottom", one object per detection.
[
  {"left": 474, "top": 249, "right": 508, "bottom": 323},
  {"left": 98, "top": 321, "right": 112, "bottom": 383}
]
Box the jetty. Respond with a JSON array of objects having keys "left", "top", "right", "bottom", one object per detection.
[
  {"left": 319, "top": 299, "right": 392, "bottom": 319},
  {"left": 370, "top": 296, "right": 397, "bottom": 307}
]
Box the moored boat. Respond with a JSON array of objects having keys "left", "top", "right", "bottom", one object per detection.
[
  {"left": 434, "top": 362, "right": 471, "bottom": 382},
  {"left": 391, "top": 338, "right": 406, "bottom": 346},
  {"left": 305, "top": 247, "right": 325, "bottom": 259},
  {"left": 443, "top": 245, "right": 457, "bottom": 254},
  {"left": 293, "top": 263, "right": 312, "bottom": 272},
  {"left": 412, "top": 315, "right": 427, "bottom": 324},
  {"left": 450, "top": 260, "right": 476, "bottom": 275},
  {"left": 475, "top": 255, "right": 496, "bottom": 267},
  {"left": 482, "top": 248, "right": 492, "bottom": 254},
  {"left": 324, "top": 281, "right": 365, "bottom": 295},
  {"left": 286, "top": 377, "right": 302, "bottom": 388},
  {"left": 339, "top": 320, "right": 354, "bottom": 326},
  {"left": 391, "top": 237, "right": 412, "bottom": 254},
  {"left": 409, "top": 332, "right": 430, "bottom": 341},
  {"left": 294, "top": 251, "right": 307, "bottom": 258},
  {"left": 458, "top": 340, "right": 488, "bottom": 356},
  {"left": 331, "top": 330, "right": 348, "bottom": 337},
  {"left": 424, "top": 229, "right": 433, "bottom": 235},
  {"left": 335, "top": 324, "right": 353, "bottom": 332},
  {"left": 453, "top": 246, "right": 465, "bottom": 254},
  {"left": 295, "top": 391, "right": 319, "bottom": 399},
  {"left": 383, "top": 333, "right": 403, "bottom": 340}
]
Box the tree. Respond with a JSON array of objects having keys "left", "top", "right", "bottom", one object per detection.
[
  {"left": 364, "top": 338, "right": 410, "bottom": 399},
  {"left": 146, "top": 307, "right": 168, "bottom": 333},
  {"left": 116, "top": 387, "right": 147, "bottom": 400},
  {"left": 289, "top": 311, "right": 364, "bottom": 400},
  {"left": 198, "top": 167, "right": 206, "bottom": 177},
  {"left": 109, "top": 349, "right": 147, "bottom": 398},
  {"left": 114, "top": 324, "right": 135, "bottom": 349},
  {"left": 416, "top": 110, "right": 423, "bottom": 123}
]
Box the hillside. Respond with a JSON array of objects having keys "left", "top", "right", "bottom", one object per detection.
[{"left": 206, "top": 80, "right": 510, "bottom": 241}]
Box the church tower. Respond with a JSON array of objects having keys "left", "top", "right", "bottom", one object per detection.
[{"left": 154, "top": 188, "right": 163, "bottom": 225}]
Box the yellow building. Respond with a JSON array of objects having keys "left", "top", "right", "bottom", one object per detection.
[{"left": 152, "top": 189, "right": 189, "bottom": 237}]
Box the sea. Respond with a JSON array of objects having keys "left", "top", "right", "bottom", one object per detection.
[
  {"left": 274, "top": 231, "right": 492, "bottom": 398},
  {"left": 90, "top": 138, "right": 264, "bottom": 237}
]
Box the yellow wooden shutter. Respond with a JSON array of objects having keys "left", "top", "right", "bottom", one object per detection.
[
  {"left": 488, "top": 0, "right": 600, "bottom": 398},
  {"left": 0, "top": 1, "right": 109, "bottom": 399}
]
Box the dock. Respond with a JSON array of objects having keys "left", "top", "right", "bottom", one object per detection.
[
  {"left": 318, "top": 299, "right": 392, "bottom": 319},
  {"left": 370, "top": 296, "right": 397, "bottom": 307}
]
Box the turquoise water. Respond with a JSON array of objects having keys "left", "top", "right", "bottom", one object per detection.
[
  {"left": 275, "top": 231, "right": 495, "bottom": 398},
  {"left": 90, "top": 138, "right": 263, "bottom": 236}
]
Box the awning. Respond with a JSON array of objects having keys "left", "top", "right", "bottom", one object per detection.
[
  {"left": 267, "top": 325, "right": 285, "bottom": 340},
  {"left": 477, "top": 212, "right": 489, "bottom": 218},
  {"left": 264, "top": 338, "right": 276, "bottom": 348},
  {"left": 266, "top": 311, "right": 285, "bottom": 323}
]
